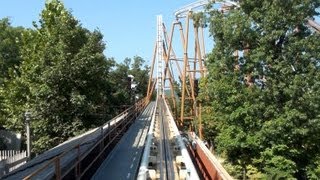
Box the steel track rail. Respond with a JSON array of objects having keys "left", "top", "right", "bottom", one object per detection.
[{"left": 160, "top": 99, "right": 175, "bottom": 180}]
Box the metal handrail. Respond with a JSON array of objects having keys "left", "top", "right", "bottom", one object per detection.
[
  {"left": 77, "top": 104, "right": 142, "bottom": 178},
  {"left": 23, "top": 98, "right": 147, "bottom": 180},
  {"left": 137, "top": 98, "right": 158, "bottom": 180}
]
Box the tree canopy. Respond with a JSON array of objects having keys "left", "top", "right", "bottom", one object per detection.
[
  {"left": 0, "top": 18, "right": 25, "bottom": 127},
  {"left": 202, "top": 0, "right": 320, "bottom": 178},
  {"left": 0, "top": 0, "right": 149, "bottom": 153}
]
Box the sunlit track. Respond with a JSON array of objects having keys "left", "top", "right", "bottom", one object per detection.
[
  {"left": 138, "top": 98, "right": 199, "bottom": 180},
  {"left": 158, "top": 99, "right": 175, "bottom": 180}
]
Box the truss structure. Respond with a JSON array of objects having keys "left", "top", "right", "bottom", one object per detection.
[{"left": 147, "top": 0, "right": 319, "bottom": 140}]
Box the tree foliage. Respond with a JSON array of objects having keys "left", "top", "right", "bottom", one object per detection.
[
  {"left": 203, "top": 0, "right": 320, "bottom": 178},
  {"left": 0, "top": 18, "right": 24, "bottom": 82},
  {"left": 109, "top": 56, "right": 149, "bottom": 108},
  {"left": 0, "top": 18, "right": 25, "bottom": 125},
  {"left": 130, "top": 56, "right": 150, "bottom": 98},
  {"left": 0, "top": 0, "right": 150, "bottom": 154},
  {"left": 3, "top": 0, "right": 114, "bottom": 153}
]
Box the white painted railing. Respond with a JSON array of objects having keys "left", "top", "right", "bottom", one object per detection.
[
  {"left": 0, "top": 150, "right": 25, "bottom": 161},
  {"left": 0, "top": 150, "right": 27, "bottom": 177}
]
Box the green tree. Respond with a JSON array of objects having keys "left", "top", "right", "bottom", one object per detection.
[
  {"left": 204, "top": 0, "right": 320, "bottom": 178},
  {"left": 3, "top": 0, "right": 113, "bottom": 153},
  {"left": 130, "top": 56, "right": 149, "bottom": 98},
  {"left": 0, "top": 18, "right": 25, "bottom": 125},
  {"left": 0, "top": 18, "right": 24, "bottom": 82},
  {"left": 109, "top": 58, "right": 131, "bottom": 109},
  {"left": 109, "top": 56, "right": 149, "bottom": 107}
]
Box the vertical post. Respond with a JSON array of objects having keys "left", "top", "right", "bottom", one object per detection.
[
  {"left": 147, "top": 42, "right": 157, "bottom": 101},
  {"left": 199, "top": 103, "right": 203, "bottom": 139},
  {"left": 25, "top": 111, "right": 31, "bottom": 159},
  {"left": 163, "top": 22, "right": 178, "bottom": 119},
  {"left": 55, "top": 157, "right": 61, "bottom": 180},
  {"left": 180, "top": 12, "right": 190, "bottom": 126},
  {"left": 195, "top": 27, "right": 204, "bottom": 77},
  {"left": 76, "top": 145, "right": 80, "bottom": 177},
  {"left": 200, "top": 26, "right": 206, "bottom": 67},
  {"left": 195, "top": 26, "right": 205, "bottom": 139}
]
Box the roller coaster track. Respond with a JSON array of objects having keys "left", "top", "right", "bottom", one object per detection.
[{"left": 158, "top": 99, "right": 175, "bottom": 180}]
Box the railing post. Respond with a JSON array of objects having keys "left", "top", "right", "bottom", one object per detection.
[
  {"left": 25, "top": 112, "right": 32, "bottom": 160},
  {"left": 55, "top": 157, "right": 61, "bottom": 180},
  {"left": 76, "top": 145, "right": 80, "bottom": 178},
  {"left": 100, "top": 127, "right": 104, "bottom": 151}
]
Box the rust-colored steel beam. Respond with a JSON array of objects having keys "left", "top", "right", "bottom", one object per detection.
[
  {"left": 180, "top": 12, "right": 191, "bottom": 126},
  {"left": 147, "top": 41, "right": 157, "bottom": 101}
]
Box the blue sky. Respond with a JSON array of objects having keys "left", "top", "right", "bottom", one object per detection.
[
  {"left": 0, "top": 0, "right": 199, "bottom": 64},
  {"left": 0, "top": 1, "right": 319, "bottom": 65}
]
